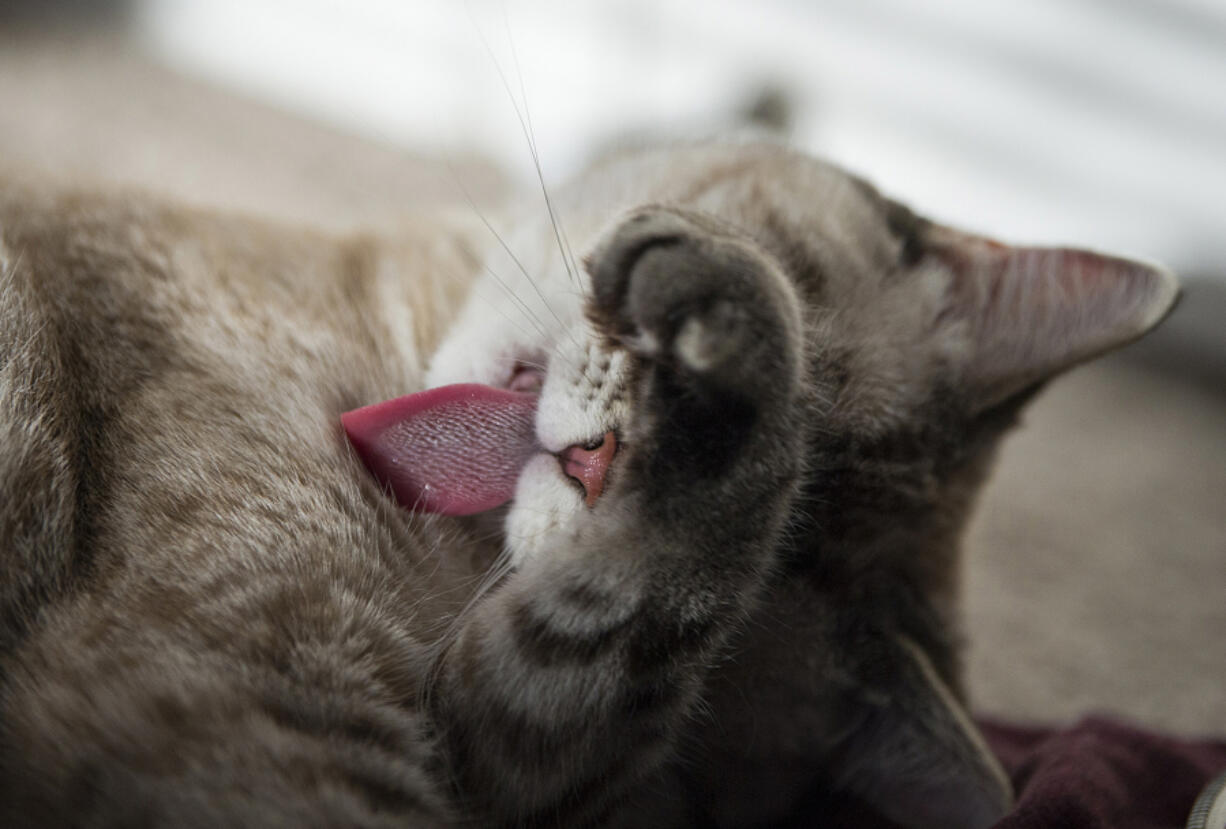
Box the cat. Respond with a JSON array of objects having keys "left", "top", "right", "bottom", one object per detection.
[{"left": 0, "top": 139, "right": 1177, "bottom": 828}]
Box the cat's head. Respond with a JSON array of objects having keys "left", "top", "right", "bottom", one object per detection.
[
  {"left": 424, "top": 140, "right": 1177, "bottom": 827},
  {"left": 428, "top": 140, "right": 1175, "bottom": 567}
]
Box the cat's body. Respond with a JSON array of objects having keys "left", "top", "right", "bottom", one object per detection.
[{"left": 0, "top": 142, "right": 1176, "bottom": 827}]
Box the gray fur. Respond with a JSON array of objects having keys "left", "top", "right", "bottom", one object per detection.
[{"left": 0, "top": 143, "right": 1176, "bottom": 827}]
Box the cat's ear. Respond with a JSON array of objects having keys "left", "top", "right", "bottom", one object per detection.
[
  {"left": 924, "top": 226, "right": 1179, "bottom": 411},
  {"left": 837, "top": 637, "right": 1012, "bottom": 829}
]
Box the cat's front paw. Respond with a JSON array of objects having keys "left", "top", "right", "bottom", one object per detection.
[{"left": 588, "top": 207, "right": 803, "bottom": 405}]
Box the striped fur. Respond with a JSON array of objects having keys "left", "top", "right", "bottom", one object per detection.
[{"left": 0, "top": 143, "right": 1175, "bottom": 827}]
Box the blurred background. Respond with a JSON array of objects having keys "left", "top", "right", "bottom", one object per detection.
[{"left": 1, "top": 0, "right": 1222, "bottom": 734}]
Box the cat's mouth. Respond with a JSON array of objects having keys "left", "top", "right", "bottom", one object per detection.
[
  {"left": 505, "top": 362, "right": 618, "bottom": 507},
  {"left": 507, "top": 363, "right": 545, "bottom": 394},
  {"left": 341, "top": 370, "right": 618, "bottom": 515}
]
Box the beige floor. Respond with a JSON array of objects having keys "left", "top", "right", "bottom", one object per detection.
[
  {"left": 4, "top": 31, "right": 1223, "bottom": 738},
  {"left": 966, "top": 354, "right": 1226, "bottom": 735}
]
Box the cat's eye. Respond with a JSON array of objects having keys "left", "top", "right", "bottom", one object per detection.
[{"left": 507, "top": 364, "right": 545, "bottom": 394}]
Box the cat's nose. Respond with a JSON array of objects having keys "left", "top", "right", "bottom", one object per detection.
[{"left": 559, "top": 432, "right": 617, "bottom": 507}]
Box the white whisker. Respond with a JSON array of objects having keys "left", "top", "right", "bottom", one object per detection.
[
  {"left": 482, "top": 263, "right": 552, "bottom": 341},
  {"left": 503, "top": 13, "right": 583, "bottom": 289},
  {"left": 472, "top": 286, "right": 535, "bottom": 341},
  {"left": 466, "top": 12, "right": 582, "bottom": 357}
]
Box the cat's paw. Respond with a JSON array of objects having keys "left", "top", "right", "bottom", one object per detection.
[{"left": 587, "top": 207, "right": 802, "bottom": 405}]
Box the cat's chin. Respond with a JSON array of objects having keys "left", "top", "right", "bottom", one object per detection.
[{"left": 504, "top": 454, "right": 588, "bottom": 567}]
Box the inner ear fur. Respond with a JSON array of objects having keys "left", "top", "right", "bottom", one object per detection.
[{"left": 924, "top": 225, "right": 1179, "bottom": 412}]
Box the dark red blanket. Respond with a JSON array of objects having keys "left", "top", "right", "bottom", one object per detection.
[{"left": 981, "top": 717, "right": 1226, "bottom": 829}]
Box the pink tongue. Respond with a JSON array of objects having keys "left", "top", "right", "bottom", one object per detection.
[{"left": 341, "top": 384, "right": 539, "bottom": 516}]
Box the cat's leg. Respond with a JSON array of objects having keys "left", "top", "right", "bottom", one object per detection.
[{"left": 430, "top": 207, "right": 808, "bottom": 826}]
